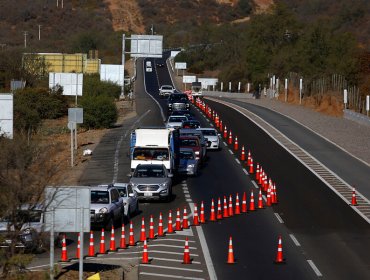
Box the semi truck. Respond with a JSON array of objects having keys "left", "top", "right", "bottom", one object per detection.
[{"left": 130, "top": 128, "right": 180, "bottom": 173}]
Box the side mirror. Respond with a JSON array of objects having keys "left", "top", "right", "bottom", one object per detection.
[{"left": 168, "top": 173, "right": 174, "bottom": 178}]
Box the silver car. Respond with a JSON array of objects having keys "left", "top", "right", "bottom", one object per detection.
[
  {"left": 197, "top": 128, "right": 220, "bottom": 150},
  {"left": 178, "top": 148, "right": 199, "bottom": 176},
  {"left": 166, "top": 115, "right": 188, "bottom": 129},
  {"left": 129, "top": 164, "right": 173, "bottom": 201},
  {"left": 114, "top": 183, "right": 139, "bottom": 223}
]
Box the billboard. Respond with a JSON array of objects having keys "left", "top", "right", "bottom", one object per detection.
[
  {"left": 0, "top": 94, "right": 13, "bottom": 139},
  {"left": 175, "top": 62, "right": 187, "bottom": 70},
  {"left": 49, "top": 73, "right": 83, "bottom": 96},
  {"left": 198, "top": 78, "right": 219, "bottom": 88},
  {"left": 130, "top": 35, "right": 163, "bottom": 58},
  {"left": 183, "top": 75, "right": 197, "bottom": 83},
  {"left": 100, "top": 64, "right": 124, "bottom": 86}
]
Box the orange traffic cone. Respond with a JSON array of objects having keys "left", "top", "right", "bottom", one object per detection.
[
  {"left": 256, "top": 163, "right": 260, "bottom": 180},
  {"left": 240, "top": 146, "right": 246, "bottom": 161},
  {"left": 109, "top": 225, "right": 116, "bottom": 251},
  {"left": 223, "top": 125, "right": 228, "bottom": 139},
  {"left": 241, "top": 192, "right": 247, "bottom": 213},
  {"left": 129, "top": 221, "right": 135, "bottom": 246},
  {"left": 76, "top": 233, "right": 80, "bottom": 259},
  {"left": 140, "top": 217, "right": 147, "bottom": 242},
  {"left": 351, "top": 187, "right": 358, "bottom": 206},
  {"left": 226, "top": 236, "right": 235, "bottom": 264},
  {"left": 258, "top": 189, "right": 264, "bottom": 209},
  {"left": 223, "top": 196, "right": 229, "bottom": 218},
  {"left": 182, "top": 237, "right": 192, "bottom": 264},
  {"left": 88, "top": 231, "right": 95, "bottom": 256},
  {"left": 274, "top": 235, "right": 286, "bottom": 264},
  {"left": 141, "top": 240, "right": 151, "bottom": 264},
  {"left": 200, "top": 201, "right": 206, "bottom": 223},
  {"left": 192, "top": 204, "right": 199, "bottom": 226},
  {"left": 183, "top": 207, "right": 189, "bottom": 229},
  {"left": 219, "top": 120, "right": 223, "bottom": 132},
  {"left": 149, "top": 215, "right": 155, "bottom": 239},
  {"left": 266, "top": 187, "right": 272, "bottom": 207},
  {"left": 119, "top": 225, "right": 127, "bottom": 249},
  {"left": 167, "top": 210, "right": 174, "bottom": 234},
  {"left": 249, "top": 190, "right": 255, "bottom": 211},
  {"left": 228, "top": 195, "right": 234, "bottom": 216},
  {"left": 235, "top": 193, "right": 241, "bottom": 215},
  {"left": 158, "top": 212, "right": 165, "bottom": 236},
  {"left": 247, "top": 151, "right": 251, "bottom": 166},
  {"left": 217, "top": 197, "right": 223, "bottom": 220},
  {"left": 272, "top": 183, "right": 278, "bottom": 204},
  {"left": 176, "top": 208, "right": 182, "bottom": 231},
  {"left": 61, "top": 234, "right": 68, "bottom": 262},
  {"left": 209, "top": 199, "right": 217, "bottom": 221},
  {"left": 249, "top": 157, "right": 254, "bottom": 174},
  {"left": 99, "top": 228, "right": 106, "bottom": 253},
  {"left": 234, "top": 136, "right": 239, "bottom": 151},
  {"left": 228, "top": 130, "right": 233, "bottom": 145},
  {"left": 258, "top": 169, "right": 264, "bottom": 185}
]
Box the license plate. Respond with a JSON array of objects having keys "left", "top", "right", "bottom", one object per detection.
[{"left": 144, "top": 192, "right": 153, "bottom": 197}]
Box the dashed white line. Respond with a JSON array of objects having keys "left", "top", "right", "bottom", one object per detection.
[
  {"left": 141, "top": 264, "right": 203, "bottom": 272},
  {"left": 144, "top": 250, "right": 199, "bottom": 256},
  {"left": 274, "top": 213, "right": 284, "bottom": 223},
  {"left": 243, "top": 169, "right": 249, "bottom": 176},
  {"left": 153, "top": 238, "right": 196, "bottom": 243},
  {"left": 185, "top": 194, "right": 191, "bottom": 198},
  {"left": 289, "top": 234, "right": 301, "bottom": 246},
  {"left": 140, "top": 272, "right": 205, "bottom": 280},
  {"left": 152, "top": 257, "right": 201, "bottom": 264},
  {"left": 228, "top": 149, "right": 233, "bottom": 155},
  {"left": 186, "top": 199, "right": 193, "bottom": 202},
  {"left": 183, "top": 190, "right": 190, "bottom": 194},
  {"left": 149, "top": 244, "right": 197, "bottom": 250},
  {"left": 235, "top": 159, "right": 241, "bottom": 164},
  {"left": 307, "top": 260, "right": 323, "bottom": 277},
  {"left": 262, "top": 195, "right": 267, "bottom": 202},
  {"left": 223, "top": 142, "right": 227, "bottom": 146},
  {"left": 251, "top": 180, "right": 259, "bottom": 189}
]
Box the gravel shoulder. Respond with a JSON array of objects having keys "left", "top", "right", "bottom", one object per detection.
[{"left": 225, "top": 96, "right": 370, "bottom": 166}]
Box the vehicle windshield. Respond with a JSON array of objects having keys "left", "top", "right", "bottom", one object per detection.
[
  {"left": 170, "top": 95, "right": 187, "bottom": 101},
  {"left": 180, "top": 139, "right": 198, "bottom": 147},
  {"left": 91, "top": 191, "right": 109, "bottom": 204},
  {"left": 116, "top": 188, "right": 127, "bottom": 197},
  {"left": 169, "top": 116, "right": 186, "bottom": 123},
  {"left": 133, "top": 148, "right": 169, "bottom": 160},
  {"left": 201, "top": 130, "right": 217, "bottom": 136},
  {"left": 133, "top": 166, "right": 165, "bottom": 178},
  {"left": 180, "top": 151, "right": 195, "bottom": 160}
]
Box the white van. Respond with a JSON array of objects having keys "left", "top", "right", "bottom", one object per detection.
[{"left": 146, "top": 61, "right": 152, "bottom": 72}]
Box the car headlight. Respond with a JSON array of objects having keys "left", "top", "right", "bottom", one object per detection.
[
  {"left": 99, "top": 207, "right": 108, "bottom": 214},
  {"left": 188, "top": 164, "right": 195, "bottom": 168},
  {"left": 159, "top": 182, "right": 168, "bottom": 188},
  {"left": 195, "top": 151, "right": 200, "bottom": 155}
]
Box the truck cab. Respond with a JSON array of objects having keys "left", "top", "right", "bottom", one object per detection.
[{"left": 191, "top": 82, "right": 202, "bottom": 97}]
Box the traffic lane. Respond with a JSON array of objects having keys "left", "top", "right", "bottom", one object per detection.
[
  {"left": 205, "top": 99, "right": 370, "bottom": 279},
  {"left": 220, "top": 98, "right": 370, "bottom": 198}
]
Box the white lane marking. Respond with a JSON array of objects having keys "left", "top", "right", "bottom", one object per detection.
[
  {"left": 143, "top": 79, "right": 165, "bottom": 122},
  {"left": 145, "top": 250, "right": 199, "bottom": 256},
  {"left": 140, "top": 272, "right": 205, "bottom": 280},
  {"left": 189, "top": 202, "right": 217, "bottom": 280},
  {"left": 186, "top": 199, "right": 193, "bottom": 202},
  {"left": 243, "top": 169, "right": 249, "bottom": 176},
  {"left": 251, "top": 180, "right": 259, "bottom": 189},
  {"left": 307, "top": 260, "right": 323, "bottom": 277},
  {"left": 185, "top": 194, "right": 191, "bottom": 198},
  {"left": 182, "top": 180, "right": 187, "bottom": 184},
  {"left": 235, "top": 159, "right": 241, "bottom": 164},
  {"left": 207, "top": 119, "right": 210, "bottom": 123},
  {"left": 228, "top": 149, "right": 233, "bottom": 155},
  {"left": 289, "top": 234, "right": 301, "bottom": 246},
  {"left": 223, "top": 142, "right": 227, "bottom": 146},
  {"left": 274, "top": 213, "right": 284, "bottom": 223},
  {"left": 262, "top": 195, "right": 267, "bottom": 202},
  {"left": 150, "top": 257, "right": 201, "bottom": 264},
  {"left": 153, "top": 238, "right": 196, "bottom": 243},
  {"left": 149, "top": 244, "right": 197, "bottom": 250},
  {"left": 183, "top": 190, "right": 190, "bottom": 194},
  {"left": 210, "top": 124, "right": 214, "bottom": 127},
  {"left": 141, "top": 264, "right": 203, "bottom": 272}
]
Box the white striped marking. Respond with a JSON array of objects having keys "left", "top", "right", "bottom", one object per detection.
[
  {"left": 148, "top": 244, "right": 198, "bottom": 250},
  {"left": 262, "top": 195, "right": 267, "bottom": 202},
  {"left": 186, "top": 199, "right": 193, "bottom": 202},
  {"left": 151, "top": 257, "right": 201, "bottom": 264},
  {"left": 289, "top": 234, "right": 301, "bottom": 246},
  {"left": 185, "top": 194, "right": 191, "bottom": 198},
  {"left": 274, "top": 213, "right": 284, "bottom": 223},
  {"left": 153, "top": 238, "right": 196, "bottom": 243},
  {"left": 183, "top": 190, "right": 190, "bottom": 194},
  {"left": 228, "top": 149, "right": 233, "bottom": 155},
  {"left": 307, "top": 260, "right": 323, "bottom": 277},
  {"left": 251, "top": 180, "right": 259, "bottom": 189},
  {"left": 235, "top": 159, "right": 241, "bottom": 164},
  {"left": 140, "top": 272, "right": 205, "bottom": 280},
  {"left": 243, "top": 169, "right": 249, "bottom": 176},
  {"left": 223, "top": 142, "right": 227, "bottom": 146},
  {"left": 145, "top": 250, "right": 199, "bottom": 256},
  {"left": 141, "top": 264, "right": 203, "bottom": 272}
]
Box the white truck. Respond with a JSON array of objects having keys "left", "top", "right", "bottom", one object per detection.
[
  {"left": 130, "top": 128, "right": 180, "bottom": 172},
  {"left": 191, "top": 82, "right": 202, "bottom": 97}
]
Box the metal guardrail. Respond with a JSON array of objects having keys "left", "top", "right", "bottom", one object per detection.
[
  {"left": 207, "top": 97, "right": 370, "bottom": 224},
  {"left": 343, "top": 109, "right": 370, "bottom": 127}
]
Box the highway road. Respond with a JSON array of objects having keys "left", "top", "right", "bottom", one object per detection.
[{"left": 28, "top": 55, "right": 370, "bottom": 280}]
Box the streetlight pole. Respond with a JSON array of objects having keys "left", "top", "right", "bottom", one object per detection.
[
  {"left": 38, "top": 25, "right": 42, "bottom": 41},
  {"left": 23, "top": 31, "right": 28, "bottom": 48}
]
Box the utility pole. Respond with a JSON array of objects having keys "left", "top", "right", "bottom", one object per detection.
[
  {"left": 38, "top": 25, "right": 42, "bottom": 41},
  {"left": 23, "top": 31, "right": 28, "bottom": 48}
]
